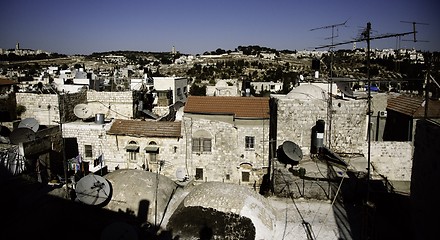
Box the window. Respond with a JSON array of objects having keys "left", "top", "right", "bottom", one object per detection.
[
  {"left": 242, "top": 172, "right": 250, "bottom": 182},
  {"left": 192, "top": 138, "right": 212, "bottom": 153},
  {"left": 84, "top": 145, "right": 92, "bottom": 158},
  {"left": 225, "top": 174, "right": 230, "bottom": 181},
  {"left": 192, "top": 130, "right": 212, "bottom": 153},
  {"left": 126, "top": 141, "right": 139, "bottom": 162},
  {"left": 195, "top": 168, "right": 203, "bottom": 180},
  {"left": 177, "top": 88, "right": 182, "bottom": 96},
  {"left": 245, "top": 136, "right": 255, "bottom": 150},
  {"left": 145, "top": 141, "right": 159, "bottom": 163}
]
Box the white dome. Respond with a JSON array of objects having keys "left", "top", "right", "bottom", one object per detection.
[{"left": 287, "top": 84, "right": 326, "bottom": 100}]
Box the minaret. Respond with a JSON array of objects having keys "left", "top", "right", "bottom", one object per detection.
[
  {"left": 171, "top": 46, "right": 176, "bottom": 55},
  {"left": 15, "top": 42, "right": 20, "bottom": 50}
]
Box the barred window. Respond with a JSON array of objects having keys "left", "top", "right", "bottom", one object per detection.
[{"left": 245, "top": 136, "right": 255, "bottom": 150}]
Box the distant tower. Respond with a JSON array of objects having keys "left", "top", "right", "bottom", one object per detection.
[
  {"left": 352, "top": 42, "right": 356, "bottom": 50},
  {"left": 171, "top": 46, "right": 176, "bottom": 55},
  {"left": 15, "top": 42, "right": 20, "bottom": 50}
]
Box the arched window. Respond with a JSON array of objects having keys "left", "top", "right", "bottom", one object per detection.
[
  {"left": 125, "top": 140, "right": 139, "bottom": 162},
  {"left": 145, "top": 141, "right": 159, "bottom": 163}
]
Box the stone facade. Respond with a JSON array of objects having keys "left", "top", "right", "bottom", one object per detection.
[
  {"left": 103, "top": 132, "right": 184, "bottom": 177},
  {"left": 364, "top": 141, "right": 413, "bottom": 181},
  {"left": 273, "top": 95, "right": 367, "bottom": 155},
  {"left": 183, "top": 113, "right": 270, "bottom": 186},
  {"left": 16, "top": 91, "right": 87, "bottom": 125},
  {"left": 62, "top": 120, "right": 185, "bottom": 179},
  {"left": 62, "top": 121, "right": 108, "bottom": 172},
  {"left": 86, "top": 91, "right": 134, "bottom": 120}
]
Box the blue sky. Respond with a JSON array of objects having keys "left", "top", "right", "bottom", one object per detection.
[{"left": 1, "top": 0, "right": 439, "bottom": 55}]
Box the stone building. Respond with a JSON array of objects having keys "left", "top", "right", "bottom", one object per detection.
[
  {"left": 183, "top": 96, "right": 270, "bottom": 186},
  {"left": 271, "top": 83, "right": 368, "bottom": 155},
  {"left": 62, "top": 119, "right": 183, "bottom": 178}
]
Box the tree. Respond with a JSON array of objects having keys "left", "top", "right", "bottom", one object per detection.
[{"left": 189, "top": 83, "right": 206, "bottom": 96}]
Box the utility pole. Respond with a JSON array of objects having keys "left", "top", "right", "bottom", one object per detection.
[{"left": 364, "top": 22, "right": 373, "bottom": 240}]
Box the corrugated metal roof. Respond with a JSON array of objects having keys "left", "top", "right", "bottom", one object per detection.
[
  {"left": 386, "top": 95, "right": 440, "bottom": 118},
  {"left": 184, "top": 96, "right": 270, "bottom": 118},
  {"left": 108, "top": 119, "right": 181, "bottom": 138}
]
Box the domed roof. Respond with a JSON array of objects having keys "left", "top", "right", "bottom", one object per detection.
[
  {"left": 287, "top": 84, "right": 326, "bottom": 100},
  {"left": 167, "top": 182, "right": 276, "bottom": 239},
  {"left": 104, "top": 169, "right": 177, "bottom": 224}
]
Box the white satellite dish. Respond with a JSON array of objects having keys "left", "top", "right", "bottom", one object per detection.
[
  {"left": 176, "top": 168, "right": 186, "bottom": 181},
  {"left": 74, "top": 103, "right": 93, "bottom": 119},
  {"left": 75, "top": 174, "right": 111, "bottom": 206},
  {"left": 18, "top": 118, "right": 39, "bottom": 132}
]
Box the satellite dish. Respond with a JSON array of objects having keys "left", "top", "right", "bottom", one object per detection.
[
  {"left": 75, "top": 174, "right": 111, "bottom": 206},
  {"left": 9, "top": 128, "right": 36, "bottom": 144},
  {"left": 277, "top": 141, "right": 303, "bottom": 165},
  {"left": 74, "top": 104, "right": 93, "bottom": 119},
  {"left": 176, "top": 168, "right": 186, "bottom": 181},
  {"left": 18, "top": 118, "right": 39, "bottom": 132}
]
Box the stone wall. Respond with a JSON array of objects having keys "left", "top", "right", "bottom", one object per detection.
[
  {"left": 364, "top": 141, "right": 413, "bottom": 181},
  {"left": 62, "top": 121, "right": 108, "bottom": 164},
  {"left": 274, "top": 96, "right": 367, "bottom": 155},
  {"left": 86, "top": 91, "right": 134, "bottom": 119},
  {"left": 183, "top": 114, "right": 270, "bottom": 186},
  {"left": 103, "top": 134, "right": 184, "bottom": 179},
  {"left": 62, "top": 121, "right": 186, "bottom": 180},
  {"left": 16, "top": 92, "right": 87, "bottom": 125},
  {"left": 16, "top": 93, "right": 60, "bottom": 125}
]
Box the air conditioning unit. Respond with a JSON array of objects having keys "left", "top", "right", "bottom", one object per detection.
[{"left": 379, "top": 111, "right": 387, "bottom": 118}]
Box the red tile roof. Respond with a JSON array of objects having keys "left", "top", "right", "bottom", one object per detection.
[
  {"left": 107, "top": 119, "right": 181, "bottom": 138},
  {"left": 386, "top": 95, "right": 440, "bottom": 118},
  {"left": 0, "top": 78, "right": 17, "bottom": 86},
  {"left": 184, "top": 96, "right": 270, "bottom": 118}
]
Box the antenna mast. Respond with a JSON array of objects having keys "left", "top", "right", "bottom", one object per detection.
[
  {"left": 310, "top": 19, "right": 348, "bottom": 148},
  {"left": 316, "top": 21, "right": 422, "bottom": 239}
]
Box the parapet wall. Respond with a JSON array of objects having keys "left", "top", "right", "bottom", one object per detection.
[{"left": 365, "top": 141, "right": 413, "bottom": 181}]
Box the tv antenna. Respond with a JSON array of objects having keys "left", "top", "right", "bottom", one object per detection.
[
  {"left": 400, "top": 21, "right": 429, "bottom": 42},
  {"left": 310, "top": 18, "right": 349, "bottom": 148},
  {"left": 315, "top": 21, "right": 423, "bottom": 239}
]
